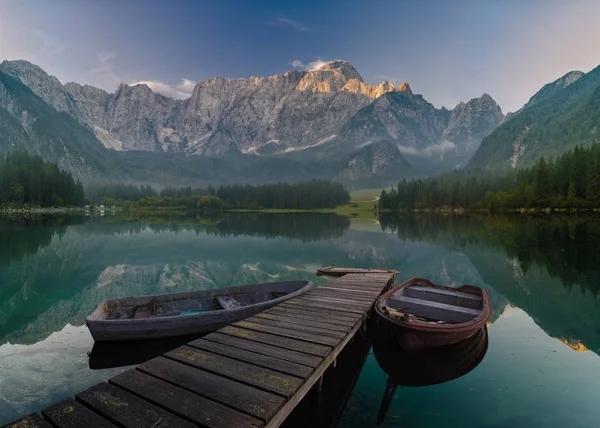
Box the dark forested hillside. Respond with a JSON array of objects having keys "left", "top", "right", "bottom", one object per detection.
[
  {"left": 0, "top": 151, "right": 84, "bottom": 206},
  {"left": 469, "top": 66, "right": 600, "bottom": 169},
  {"left": 380, "top": 143, "right": 600, "bottom": 210}
]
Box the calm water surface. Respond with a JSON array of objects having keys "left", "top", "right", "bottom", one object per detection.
[{"left": 1, "top": 213, "right": 600, "bottom": 427}]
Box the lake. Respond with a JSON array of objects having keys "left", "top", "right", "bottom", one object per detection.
[{"left": 1, "top": 213, "right": 600, "bottom": 427}]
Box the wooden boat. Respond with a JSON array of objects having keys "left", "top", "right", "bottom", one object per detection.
[
  {"left": 374, "top": 324, "right": 488, "bottom": 425},
  {"left": 317, "top": 265, "right": 401, "bottom": 277},
  {"left": 375, "top": 278, "right": 490, "bottom": 350},
  {"left": 86, "top": 280, "right": 312, "bottom": 342}
]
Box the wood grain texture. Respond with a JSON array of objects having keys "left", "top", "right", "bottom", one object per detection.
[
  {"left": 267, "top": 306, "right": 359, "bottom": 325},
  {"left": 75, "top": 382, "right": 196, "bottom": 428},
  {"left": 137, "top": 356, "right": 285, "bottom": 422},
  {"left": 203, "top": 332, "right": 322, "bottom": 367},
  {"left": 188, "top": 338, "right": 313, "bottom": 378},
  {"left": 244, "top": 316, "right": 347, "bottom": 339},
  {"left": 42, "top": 398, "right": 117, "bottom": 428},
  {"left": 164, "top": 346, "right": 303, "bottom": 398},
  {"left": 219, "top": 325, "right": 332, "bottom": 357},
  {"left": 233, "top": 320, "right": 341, "bottom": 346},
  {"left": 253, "top": 312, "right": 351, "bottom": 332},
  {"left": 109, "top": 369, "right": 263, "bottom": 428},
  {"left": 1, "top": 414, "right": 53, "bottom": 428}
]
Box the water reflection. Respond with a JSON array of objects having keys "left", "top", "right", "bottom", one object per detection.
[{"left": 374, "top": 324, "right": 488, "bottom": 424}]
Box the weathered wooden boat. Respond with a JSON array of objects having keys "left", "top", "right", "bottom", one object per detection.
[
  {"left": 86, "top": 280, "right": 312, "bottom": 342},
  {"left": 374, "top": 324, "right": 488, "bottom": 425},
  {"left": 317, "top": 265, "right": 401, "bottom": 277},
  {"left": 375, "top": 277, "right": 490, "bottom": 350}
]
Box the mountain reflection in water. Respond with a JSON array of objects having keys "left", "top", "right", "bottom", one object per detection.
[{"left": 2, "top": 213, "right": 600, "bottom": 426}]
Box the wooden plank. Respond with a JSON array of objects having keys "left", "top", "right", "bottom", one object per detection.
[
  {"left": 254, "top": 312, "right": 351, "bottom": 333},
  {"left": 138, "top": 357, "right": 284, "bottom": 423},
  {"left": 295, "top": 295, "right": 374, "bottom": 309},
  {"left": 219, "top": 326, "right": 331, "bottom": 357},
  {"left": 109, "top": 369, "right": 263, "bottom": 428},
  {"left": 42, "top": 398, "right": 117, "bottom": 428},
  {"left": 244, "top": 316, "right": 347, "bottom": 339},
  {"left": 263, "top": 297, "right": 367, "bottom": 428},
  {"left": 267, "top": 306, "right": 359, "bottom": 326},
  {"left": 386, "top": 295, "right": 481, "bottom": 323},
  {"left": 274, "top": 303, "right": 363, "bottom": 323},
  {"left": 323, "top": 281, "right": 386, "bottom": 290},
  {"left": 307, "top": 289, "right": 375, "bottom": 302},
  {"left": 281, "top": 299, "right": 366, "bottom": 315},
  {"left": 1, "top": 414, "right": 53, "bottom": 428},
  {"left": 165, "top": 346, "right": 303, "bottom": 398},
  {"left": 188, "top": 338, "right": 313, "bottom": 378},
  {"left": 318, "top": 285, "right": 382, "bottom": 296},
  {"left": 233, "top": 320, "right": 340, "bottom": 347},
  {"left": 203, "top": 332, "right": 322, "bottom": 367},
  {"left": 75, "top": 382, "right": 196, "bottom": 428}
]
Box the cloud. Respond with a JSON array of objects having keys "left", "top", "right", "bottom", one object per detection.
[
  {"left": 272, "top": 17, "right": 309, "bottom": 32},
  {"left": 131, "top": 78, "right": 196, "bottom": 99},
  {"left": 0, "top": 24, "right": 68, "bottom": 62},
  {"left": 422, "top": 140, "right": 457, "bottom": 155},
  {"left": 290, "top": 58, "right": 328, "bottom": 72}
]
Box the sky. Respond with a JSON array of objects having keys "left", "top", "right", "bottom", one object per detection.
[{"left": 1, "top": 0, "right": 600, "bottom": 113}]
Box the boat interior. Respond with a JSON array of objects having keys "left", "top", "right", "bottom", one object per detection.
[
  {"left": 105, "top": 291, "right": 289, "bottom": 320},
  {"left": 383, "top": 284, "right": 483, "bottom": 324}
]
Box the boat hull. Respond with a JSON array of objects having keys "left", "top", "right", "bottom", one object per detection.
[
  {"left": 375, "top": 278, "right": 491, "bottom": 351},
  {"left": 86, "top": 280, "right": 312, "bottom": 342}
]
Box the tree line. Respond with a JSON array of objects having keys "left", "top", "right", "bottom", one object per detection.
[
  {"left": 87, "top": 179, "right": 350, "bottom": 211},
  {"left": 380, "top": 144, "right": 600, "bottom": 211},
  {"left": 0, "top": 151, "right": 84, "bottom": 207}
]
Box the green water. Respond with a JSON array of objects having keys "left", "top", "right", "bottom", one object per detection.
[{"left": 1, "top": 213, "right": 600, "bottom": 427}]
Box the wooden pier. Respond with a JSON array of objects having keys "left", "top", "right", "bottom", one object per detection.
[{"left": 3, "top": 272, "right": 395, "bottom": 428}]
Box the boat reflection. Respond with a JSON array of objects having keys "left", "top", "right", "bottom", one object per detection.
[
  {"left": 87, "top": 333, "right": 205, "bottom": 370},
  {"left": 373, "top": 323, "right": 488, "bottom": 425}
]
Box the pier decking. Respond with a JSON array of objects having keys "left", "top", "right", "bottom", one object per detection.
[{"left": 3, "top": 272, "right": 395, "bottom": 428}]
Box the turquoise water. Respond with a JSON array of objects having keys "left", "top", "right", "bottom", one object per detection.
[{"left": 1, "top": 214, "right": 600, "bottom": 426}]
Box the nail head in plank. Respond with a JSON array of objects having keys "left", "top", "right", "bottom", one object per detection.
[
  {"left": 1, "top": 414, "right": 53, "bottom": 428},
  {"left": 203, "top": 332, "right": 322, "bottom": 367},
  {"left": 254, "top": 312, "right": 351, "bottom": 333},
  {"left": 109, "top": 369, "right": 263, "bottom": 428},
  {"left": 138, "top": 356, "right": 284, "bottom": 422},
  {"left": 219, "top": 325, "right": 331, "bottom": 357},
  {"left": 42, "top": 398, "right": 117, "bottom": 428},
  {"left": 165, "top": 346, "right": 303, "bottom": 398},
  {"left": 75, "top": 382, "right": 196, "bottom": 428},
  {"left": 244, "top": 316, "right": 347, "bottom": 339},
  {"left": 233, "top": 320, "right": 340, "bottom": 347}
]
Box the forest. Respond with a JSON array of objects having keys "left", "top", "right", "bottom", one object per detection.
[
  {"left": 379, "top": 144, "right": 600, "bottom": 211},
  {"left": 0, "top": 151, "right": 84, "bottom": 207},
  {"left": 86, "top": 179, "right": 350, "bottom": 211}
]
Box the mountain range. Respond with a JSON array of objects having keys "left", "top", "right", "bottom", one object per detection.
[
  {"left": 0, "top": 59, "right": 504, "bottom": 186},
  {"left": 2, "top": 58, "right": 598, "bottom": 186}
]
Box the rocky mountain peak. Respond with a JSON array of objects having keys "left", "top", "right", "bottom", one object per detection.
[
  {"left": 319, "top": 60, "right": 363, "bottom": 82},
  {"left": 397, "top": 82, "right": 412, "bottom": 95}
]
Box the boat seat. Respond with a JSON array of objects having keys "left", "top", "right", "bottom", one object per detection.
[
  {"left": 386, "top": 295, "right": 481, "bottom": 324},
  {"left": 404, "top": 286, "right": 482, "bottom": 309},
  {"left": 216, "top": 295, "right": 242, "bottom": 310}
]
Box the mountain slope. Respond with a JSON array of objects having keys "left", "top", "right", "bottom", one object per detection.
[
  {"left": 0, "top": 70, "right": 108, "bottom": 177},
  {"left": 469, "top": 67, "right": 600, "bottom": 169}
]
